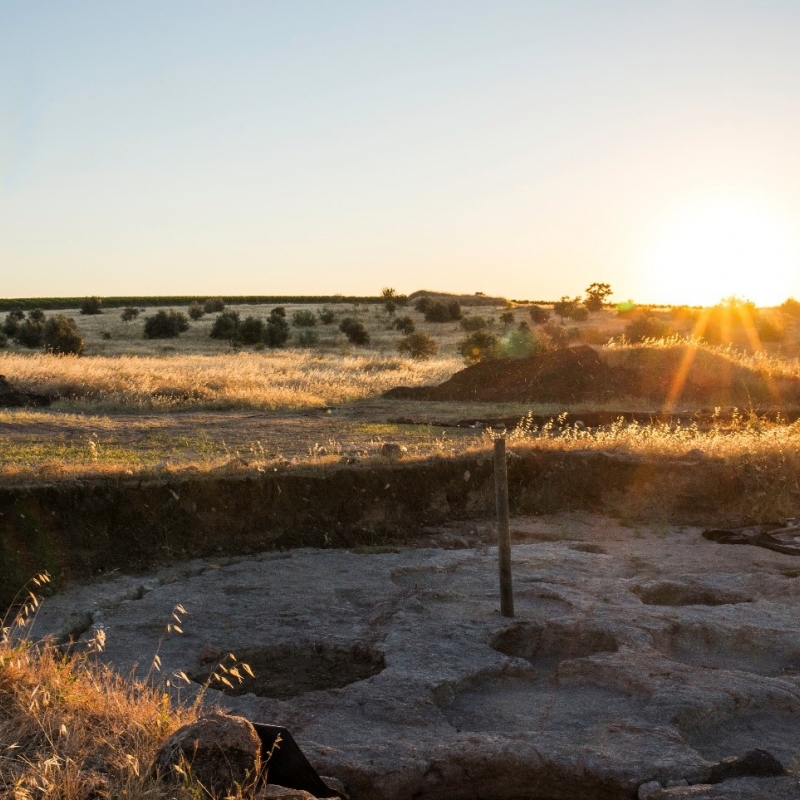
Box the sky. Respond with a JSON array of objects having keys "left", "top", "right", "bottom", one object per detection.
[{"left": 2, "top": 1, "right": 800, "bottom": 305}]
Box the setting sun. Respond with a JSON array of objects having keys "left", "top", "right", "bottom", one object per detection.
[{"left": 644, "top": 199, "right": 799, "bottom": 307}]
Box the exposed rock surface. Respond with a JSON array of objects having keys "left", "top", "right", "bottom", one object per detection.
[
  {"left": 35, "top": 513, "right": 800, "bottom": 800},
  {"left": 152, "top": 712, "right": 262, "bottom": 796},
  {"left": 639, "top": 776, "right": 799, "bottom": 799}
]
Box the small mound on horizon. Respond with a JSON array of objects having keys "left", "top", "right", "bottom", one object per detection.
[{"left": 384, "top": 344, "right": 800, "bottom": 406}]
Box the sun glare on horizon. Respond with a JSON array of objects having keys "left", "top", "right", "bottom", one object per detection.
[{"left": 643, "top": 199, "right": 799, "bottom": 307}]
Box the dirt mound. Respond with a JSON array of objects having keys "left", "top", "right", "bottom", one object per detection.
[
  {"left": 385, "top": 346, "right": 619, "bottom": 403},
  {"left": 385, "top": 345, "right": 800, "bottom": 406}
]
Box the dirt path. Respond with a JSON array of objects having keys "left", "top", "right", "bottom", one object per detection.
[{"left": 0, "top": 402, "right": 498, "bottom": 476}]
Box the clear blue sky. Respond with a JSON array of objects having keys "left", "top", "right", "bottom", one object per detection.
[{"left": 3, "top": 1, "right": 800, "bottom": 304}]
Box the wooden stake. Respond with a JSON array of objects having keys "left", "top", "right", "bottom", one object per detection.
[{"left": 494, "top": 437, "right": 514, "bottom": 617}]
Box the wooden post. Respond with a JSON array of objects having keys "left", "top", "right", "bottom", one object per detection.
[{"left": 494, "top": 437, "right": 514, "bottom": 617}]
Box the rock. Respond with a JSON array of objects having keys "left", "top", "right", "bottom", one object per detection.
[
  {"left": 33, "top": 513, "right": 800, "bottom": 800},
  {"left": 198, "top": 642, "right": 223, "bottom": 663},
  {"left": 638, "top": 776, "right": 800, "bottom": 798},
  {"left": 639, "top": 781, "right": 664, "bottom": 799},
  {"left": 708, "top": 749, "right": 786, "bottom": 783},
  {"left": 0, "top": 374, "right": 51, "bottom": 407},
  {"left": 379, "top": 442, "right": 406, "bottom": 460},
  {"left": 256, "top": 787, "right": 319, "bottom": 799},
  {"left": 152, "top": 712, "right": 262, "bottom": 797},
  {"left": 320, "top": 776, "right": 348, "bottom": 799}
]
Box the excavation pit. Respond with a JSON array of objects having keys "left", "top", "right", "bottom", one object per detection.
[
  {"left": 679, "top": 709, "right": 800, "bottom": 765},
  {"left": 653, "top": 622, "right": 800, "bottom": 677},
  {"left": 632, "top": 580, "right": 751, "bottom": 607},
  {"left": 491, "top": 621, "right": 619, "bottom": 673},
  {"left": 30, "top": 513, "right": 800, "bottom": 800},
  {"left": 440, "top": 675, "right": 648, "bottom": 736},
  {"left": 189, "top": 642, "right": 385, "bottom": 700}
]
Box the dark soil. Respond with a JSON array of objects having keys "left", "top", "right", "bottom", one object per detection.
[
  {"left": 385, "top": 346, "right": 617, "bottom": 403},
  {"left": 0, "top": 375, "right": 51, "bottom": 407},
  {"left": 1, "top": 449, "right": 784, "bottom": 610},
  {"left": 384, "top": 344, "right": 800, "bottom": 406}
]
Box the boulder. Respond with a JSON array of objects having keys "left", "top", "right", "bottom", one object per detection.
[
  {"left": 152, "top": 712, "right": 262, "bottom": 797},
  {"left": 379, "top": 442, "right": 406, "bottom": 460},
  {"left": 256, "top": 788, "right": 320, "bottom": 800}
]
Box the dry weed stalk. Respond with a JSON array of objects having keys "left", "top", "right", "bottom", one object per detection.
[{"left": 0, "top": 580, "right": 255, "bottom": 799}]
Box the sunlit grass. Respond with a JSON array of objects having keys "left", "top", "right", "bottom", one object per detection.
[
  {"left": 504, "top": 408, "right": 800, "bottom": 458},
  {"left": 0, "top": 350, "right": 461, "bottom": 412},
  {"left": 0, "top": 577, "right": 260, "bottom": 800}
]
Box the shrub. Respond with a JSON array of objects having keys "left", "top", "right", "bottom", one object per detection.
[
  {"left": 0, "top": 331, "right": 7, "bottom": 347},
  {"left": 414, "top": 296, "right": 432, "bottom": 314},
  {"left": 570, "top": 305, "right": 589, "bottom": 322},
  {"left": 2, "top": 310, "right": 24, "bottom": 336},
  {"left": 670, "top": 305, "right": 695, "bottom": 322},
  {"left": 553, "top": 296, "right": 581, "bottom": 322},
  {"left": 424, "top": 299, "right": 462, "bottom": 323},
  {"left": 102, "top": 331, "right": 112, "bottom": 340},
  {"left": 541, "top": 322, "right": 570, "bottom": 348},
  {"left": 397, "top": 332, "right": 438, "bottom": 360},
  {"left": 264, "top": 308, "right": 290, "bottom": 347},
  {"left": 14, "top": 319, "right": 45, "bottom": 348},
  {"left": 28, "top": 308, "right": 46, "bottom": 323},
  {"left": 318, "top": 307, "right": 336, "bottom": 324},
  {"left": 80, "top": 296, "right": 103, "bottom": 315},
  {"left": 188, "top": 302, "right": 204, "bottom": 320},
  {"left": 393, "top": 315, "right": 415, "bottom": 334},
  {"left": 44, "top": 315, "right": 84, "bottom": 355},
  {"left": 584, "top": 282, "right": 613, "bottom": 312},
  {"left": 500, "top": 311, "right": 515, "bottom": 329},
  {"left": 502, "top": 323, "right": 537, "bottom": 358},
  {"left": 203, "top": 297, "right": 225, "bottom": 313},
  {"left": 239, "top": 316, "right": 264, "bottom": 345},
  {"left": 756, "top": 317, "right": 786, "bottom": 343},
  {"left": 121, "top": 307, "right": 140, "bottom": 322},
  {"left": 381, "top": 287, "right": 399, "bottom": 315},
  {"left": 292, "top": 310, "right": 317, "bottom": 328},
  {"left": 624, "top": 313, "right": 670, "bottom": 342},
  {"left": 297, "top": 329, "right": 320, "bottom": 347},
  {"left": 528, "top": 305, "right": 550, "bottom": 324},
  {"left": 780, "top": 297, "right": 800, "bottom": 318},
  {"left": 144, "top": 309, "right": 189, "bottom": 339},
  {"left": 210, "top": 310, "right": 241, "bottom": 342},
  {"left": 461, "top": 315, "right": 487, "bottom": 332},
  {"left": 339, "top": 317, "right": 370, "bottom": 345},
  {"left": 459, "top": 330, "right": 500, "bottom": 363}
]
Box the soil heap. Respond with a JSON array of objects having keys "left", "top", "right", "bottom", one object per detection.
[{"left": 385, "top": 344, "right": 800, "bottom": 406}]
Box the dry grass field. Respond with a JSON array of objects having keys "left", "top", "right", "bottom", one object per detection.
[
  {"left": 0, "top": 351, "right": 462, "bottom": 411},
  {"left": 1, "top": 297, "right": 800, "bottom": 482}
]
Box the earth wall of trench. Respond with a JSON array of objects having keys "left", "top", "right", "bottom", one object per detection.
[{"left": 0, "top": 450, "right": 747, "bottom": 609}]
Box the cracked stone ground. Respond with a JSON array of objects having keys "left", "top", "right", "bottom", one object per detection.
[{"left": 32, "top": 513, "right": 800, "bottom": 800}]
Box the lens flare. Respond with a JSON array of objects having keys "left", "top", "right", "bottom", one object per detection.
[{"left": 643, "top": 199, "right": 799, "bottom": 306}]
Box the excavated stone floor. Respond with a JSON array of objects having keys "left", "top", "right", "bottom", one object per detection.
[{"left": 32, "top": 513, "right": 800, "bottom": 799}]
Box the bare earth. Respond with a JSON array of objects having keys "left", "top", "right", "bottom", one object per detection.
[{"left": 0, "top": 400, "right": 501, "bottom": 474}]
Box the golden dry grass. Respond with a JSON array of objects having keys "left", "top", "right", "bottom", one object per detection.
[
  {"left": 506, "top": 408, "right": 800, "bottom": 459},
  {"left": 0, "top": 580, "right": 256, "bottom": 800},
  {"left": 606, "top": 335, "right": 800, "bottom": 380},
  {"left": 0, "top": 351, "right": 462, "bottom": 412}
]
